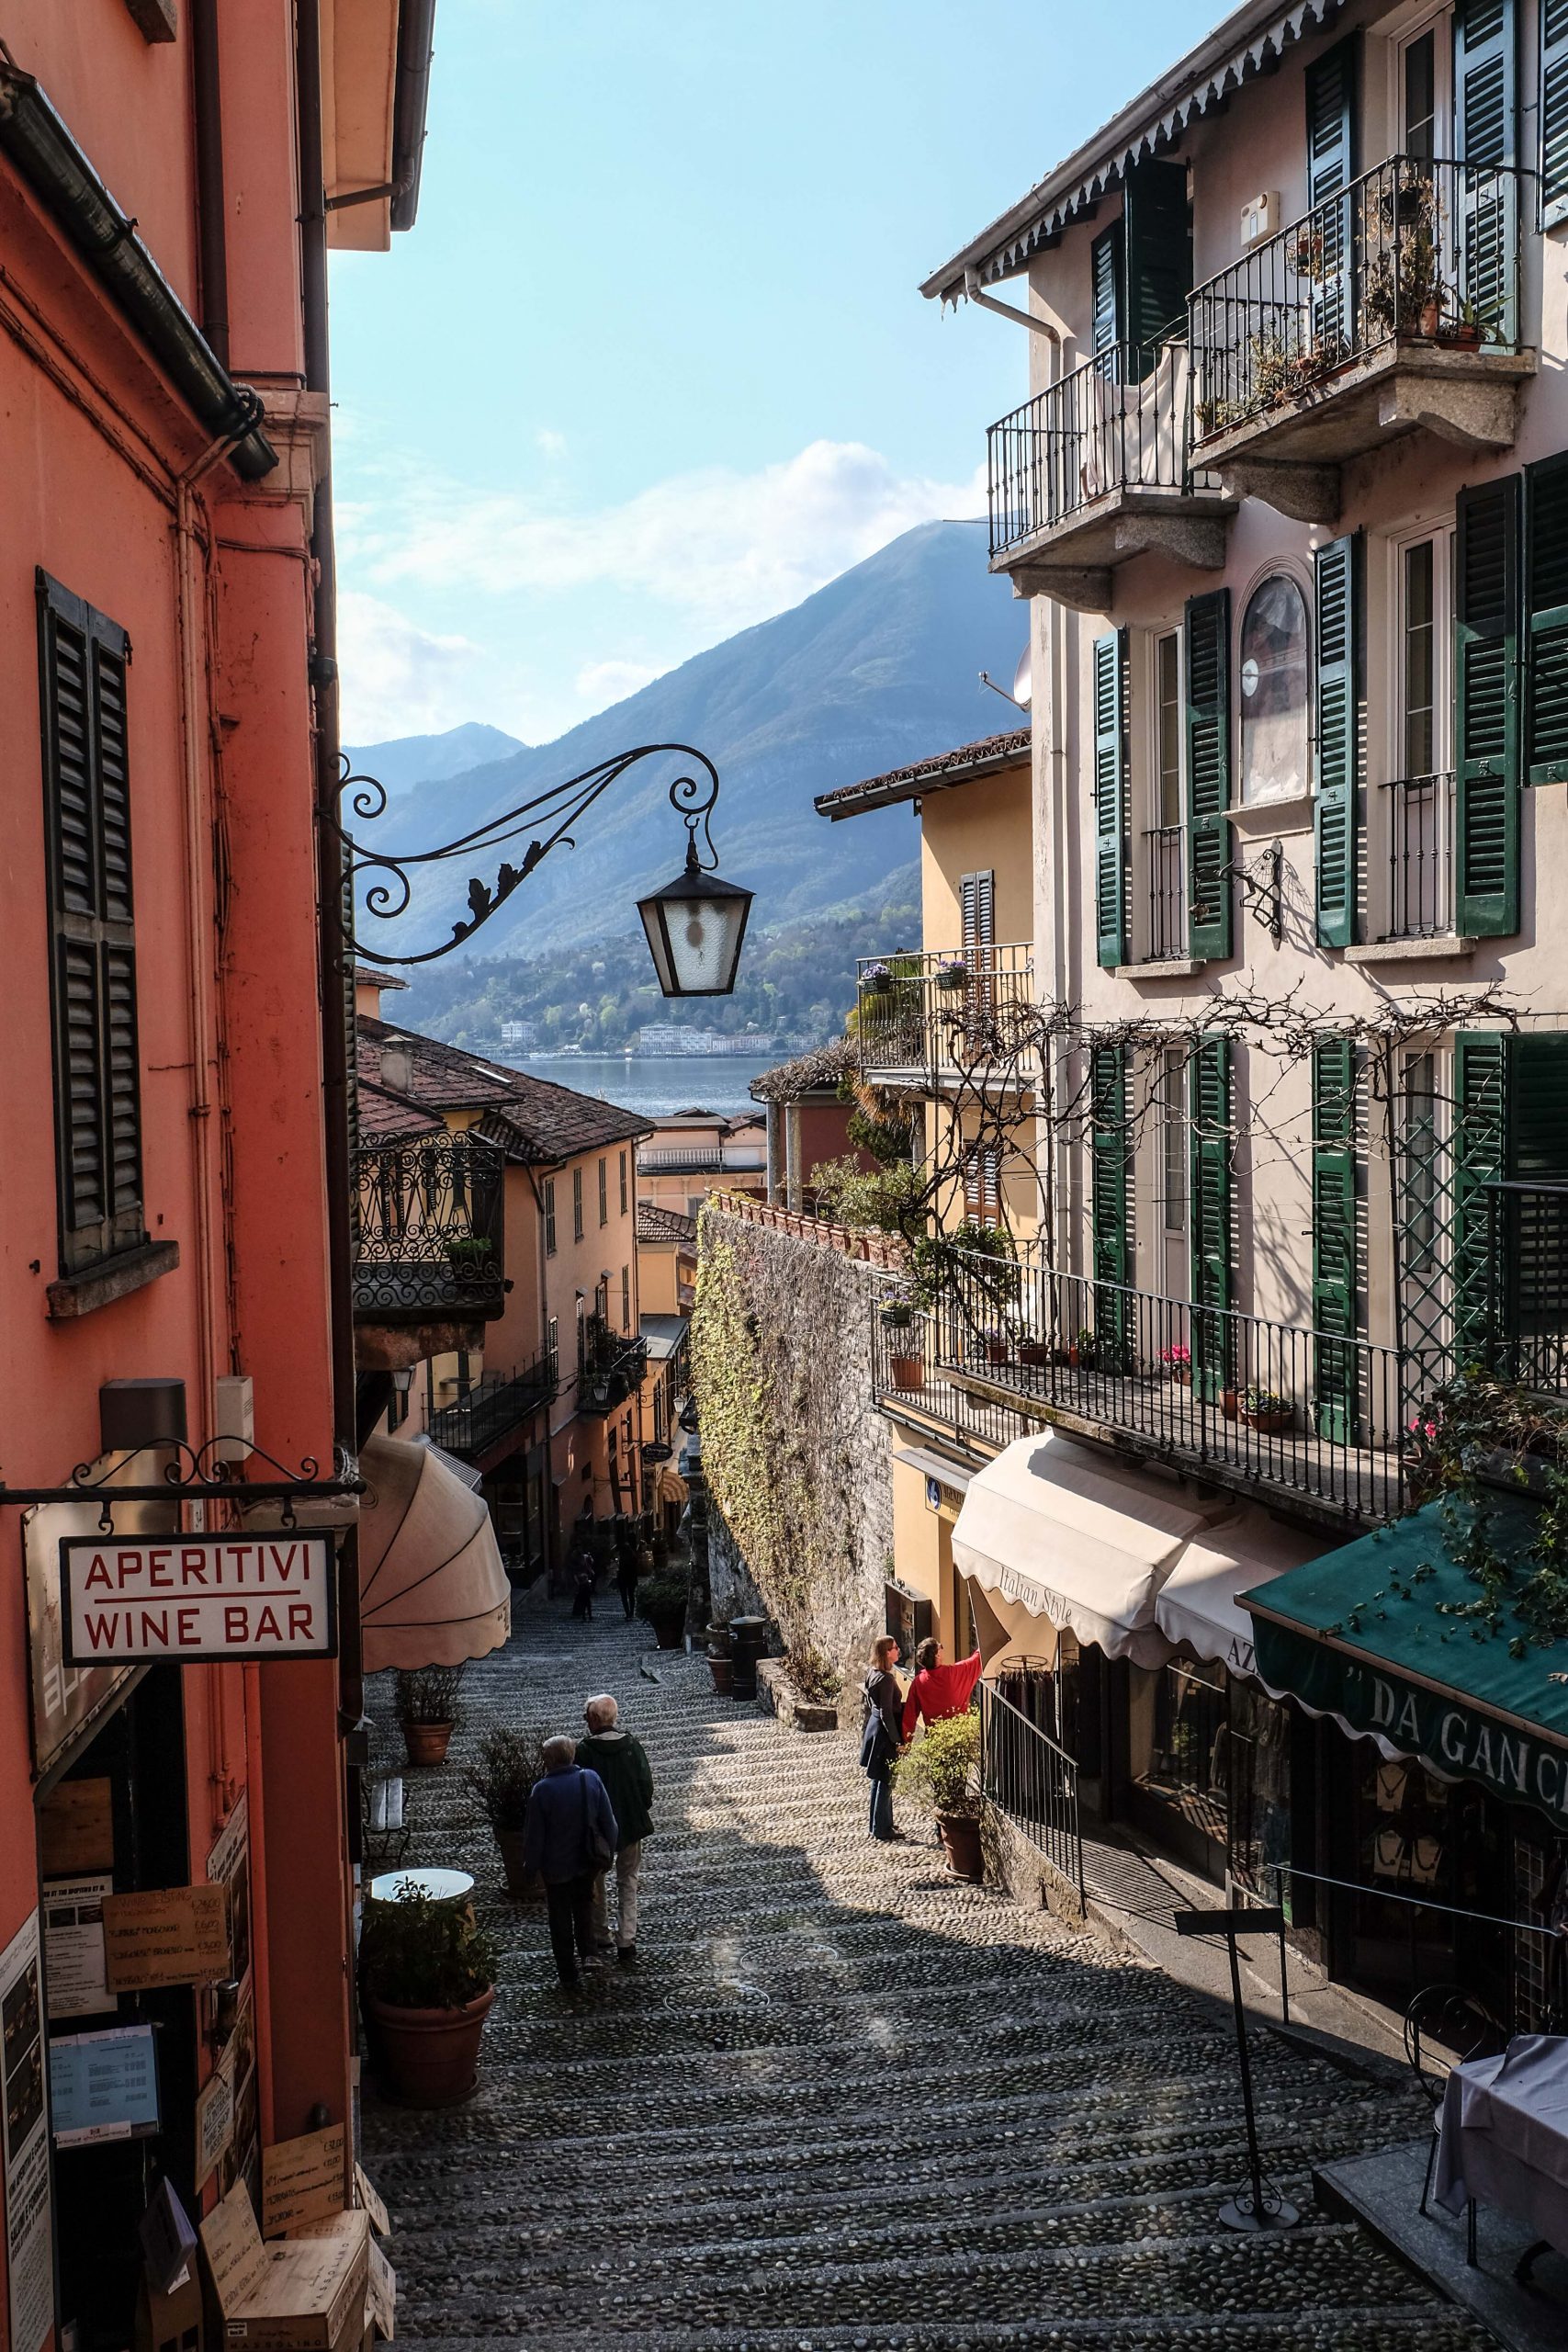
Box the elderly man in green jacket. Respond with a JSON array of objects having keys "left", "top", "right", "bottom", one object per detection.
[{"left": 577, "top": 1693, "right": 654, "bottom": 1968}]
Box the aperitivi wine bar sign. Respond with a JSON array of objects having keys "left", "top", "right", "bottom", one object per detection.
[{"left": 59, "top": 1534, "right": 337, "bottom": 1665}]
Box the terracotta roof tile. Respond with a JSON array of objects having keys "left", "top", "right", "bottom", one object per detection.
[
  {"left": 355, "top": 1014, "right": 654, "bottom": 1162},
  {"left": 814, "top": 727, "right": 1031, "bottom": 820},
  {"left": 637, "top": 1203, "right": 698, "bottom": 1245}
]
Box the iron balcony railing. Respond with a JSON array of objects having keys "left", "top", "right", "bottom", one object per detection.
[
  {"left": 1143, "top": 826, "right": 1187, "bottom": 962},
  {"left": 1190, "top": 153, "right": 1523, "bottom": 444},
  {"left": 979, "top": 1679, "right": 1085, "bottom": 1906},
  {"left": 856, "top": 945, "right": 1033, "bottom": 1072},
  {"left": 428, "top": 1348, "right": 558, "bottom": 1458},
  {"left": 578, "top": 1317, "right": 649, "bottom": 1413},
  {"left": 987, "top": 335, "right": 1213, "bottom": 560},
  {"left": 353, "top": 1135, "right": 505, "bottom": 1321},
  {"left": 874, "top": 1248, "right": 1410, "bottom": 1523},
  {"left": 1382, "top": 772, "right": 1455, "bottom": 941}
]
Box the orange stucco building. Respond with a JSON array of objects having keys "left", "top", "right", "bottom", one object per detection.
[{"left": 0, "top": 7, "right": 433, "bottom": 2346}]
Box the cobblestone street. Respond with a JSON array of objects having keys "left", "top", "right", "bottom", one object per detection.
[{"left": 363, "top": 1600, "right": 1487, "bottom": 2350}]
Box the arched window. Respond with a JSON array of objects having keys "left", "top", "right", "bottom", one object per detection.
[{"left": 1238, "top": 575, "right": 1310, "bottom": 804}]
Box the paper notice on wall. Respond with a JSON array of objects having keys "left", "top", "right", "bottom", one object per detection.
[
  {"left": 194, "top": 2047, "right": 236, "bottom": 2190},
  {"left": 263, "top": 2120, "right": 345, "bottom": 2237},
  {"left": 102, "top": 1883, "right": 229, "bottom": 1993},
  {"left": 0, "top": 1911, "right": 54, "bottom": 2352},
  {"left": 42, "top": 1872, "right": 113, "bottom": 2019},
  {"left": 207, "top": 1792, "right": 252, "bottom": 1991},
  {"left": 368, "top": 2240, "right": 396, "bottom": 2341}
]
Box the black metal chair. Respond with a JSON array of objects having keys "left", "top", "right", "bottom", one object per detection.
[{"left": 1403, "top": 1981, "right": 1508, "bottom": 2264}]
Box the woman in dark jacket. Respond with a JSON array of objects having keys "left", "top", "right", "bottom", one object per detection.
[{"left": 860, "top": 1634, "right": 905, "bottom": 1843}]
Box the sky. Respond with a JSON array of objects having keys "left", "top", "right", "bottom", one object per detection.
[{"left": 329, "top": 0, "right": 1218, "bottom": 749}]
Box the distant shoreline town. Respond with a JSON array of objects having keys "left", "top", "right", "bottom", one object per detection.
[{"left": 497, "top": 1020, "right": 822, "bottom": 1059}]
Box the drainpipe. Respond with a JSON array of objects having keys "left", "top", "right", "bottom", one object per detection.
[
  {"left": 389, "top": 0, "right": 438, "bottom": 233},
  {"left": 190, "top": 0, "right": 230, "bottom": 369}
]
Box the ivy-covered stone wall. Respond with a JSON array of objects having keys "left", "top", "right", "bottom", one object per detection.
[{"left": 692, "top": 1203, "right": 893, "bottom": 1676}]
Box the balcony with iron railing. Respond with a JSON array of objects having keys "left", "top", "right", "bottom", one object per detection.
[
  {"left": 577, "top": 1314, "right": 649, "bottom": 1415},
  {"left": 855, "top": 946, "right": 1034, "bottom": 1082},
  {"left": 1189, "top": 155, "right": 1531, "bottom": 500},
  {"left": 353, "top": 1135, "right": 506, "bottom": 1324},
  {"left": 987, "top": 336, "right": 1233, "bottom": 601},
  {"left": 428, "top": 1347, "right": 558, "bottom": 1461},
  {"left": 1379, "top": 772, "right": 1457, "bottom": 944}
]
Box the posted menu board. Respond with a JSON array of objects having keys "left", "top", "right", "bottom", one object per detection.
[
  {"left": 49, "top": 2024, "right": 160, "bottom": 2146},
  {"left": 0, "top": 1912, "right": 54, "bottom": 2352}
]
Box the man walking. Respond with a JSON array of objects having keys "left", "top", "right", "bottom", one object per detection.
[
  {"left": 576, "top": 1694, "right": 653, "bottom": 1968},
  {"left": 520, "top": 1736, "right": 618, "bottom": 1992}
]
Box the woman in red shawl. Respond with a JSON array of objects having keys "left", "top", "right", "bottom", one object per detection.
[{"left": 900, "top": 1634, "right": 983, "bottom": 1742}]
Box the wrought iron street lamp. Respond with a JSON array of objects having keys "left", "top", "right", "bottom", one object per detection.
[{"left": 339, "top": 741, "right": 753, "bottom": 994}]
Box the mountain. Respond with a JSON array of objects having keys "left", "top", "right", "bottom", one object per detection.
[
  {"left": 351, "top": 520, "right": 1026, "bottom": 973},
  {"left": 343, "top": 720, "right": 525, "bottom": 796}
]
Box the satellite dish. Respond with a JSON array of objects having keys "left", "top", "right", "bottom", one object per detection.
[{"left": 1011, "top": 643, "right": 1032, "bottom": 711}]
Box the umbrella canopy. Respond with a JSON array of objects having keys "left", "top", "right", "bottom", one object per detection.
[{"left": 357, "top": 1434, "right": 510, "bottom": 1674}]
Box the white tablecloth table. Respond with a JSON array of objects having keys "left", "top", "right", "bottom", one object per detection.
[{"left": 1435, "top": 2033, "right": 1568, "bottom": 2256}]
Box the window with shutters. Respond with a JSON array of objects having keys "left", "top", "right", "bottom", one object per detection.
[
  {"left": 1239, "top": 576, "right": 1310, "bottom": 805},
  {"left": 620, "top": 1264, "right": 630, "bottom": 1331},
  {"left": 38, "top": 571, "right": 146, "bottom": 1277},
  {"left": 1524, "top": 456, "right": 1568, "bottom": 787},
  {"left": 1093, "top": 630, "right": 1130, "bottom": 967},
  {"left": 1185, "top": 590, "right": 1232, "bottom": 961},
  {"left": 619, "top": 1149, "right": 628, "bottom": 1216},
  {"left": 598, "top": 1155, "right": 608, "bottom": 1227},
  {"left": 1382, "top": 529, "right": 1455, "bottom": 942},
  {"left": 1312, "top": 1039, "right": 1363, "bottom": 1442},
  {"left": 1545, "top": 0, "right": 1568, "bottom": 225},
  {"left": 1455, "top": 473, "right": 1520, "bottom": 935},
  {"left": 1394, "top": 16, "right": 1452, "bottom": 160},
  {"left": 1314, "top": 537, "right": 1360, "bottom": 948},
  {"left": 1145, "top": 632, "right": 1186, "bottom": 961},
  {"left": 959, "top": 871, "right": 995, "bottom": 953},
  {"left": 962, "top": 1145, "right": 1002, "bottom": 1228},
  {"left": 543, "top": 1177, "right": 558, "bottom": 1257},
  {"left": 572, "top": 1165, "right": 584, "bottom": 1241}
]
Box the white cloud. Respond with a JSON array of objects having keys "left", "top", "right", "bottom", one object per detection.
[
  {"left": 335, "top": 592, "right": 484, "bottom": 742},
  {"left": 535, "top": 427, "right": 568, "bottom": 458},
  {"left": 350, "top": 438, "right": 986, "bottom": 634},
  {"left": 574, "top": 657, "right": 661, "bottom": 707}
]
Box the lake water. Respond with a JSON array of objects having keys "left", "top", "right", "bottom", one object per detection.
[{"left": 497, "top": 1051, "right": 783, "bottom": 1119}]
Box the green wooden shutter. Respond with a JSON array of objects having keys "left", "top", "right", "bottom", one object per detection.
[
  {"left": 1455, "top": 0, "right": 1519, "bottom": 344},
  {"left": 1455, "top": 474, "right": 1521, "bottom": 935},
  {"left": 38, "top": 571, "right": 143, "bottom": 1275},
  {"left": 1305, "top": 37, "right": 1358, "bottom": 354},
  {"left": 1122, "top": 157, "right": 1190, "bottom": 374},
  {"left": 1093, "top": 628, "right": 1129, "bottom": 969},
  {"left": 1312, "top": 1039, "right": 1359, "bottom": 1442},
  {"left": 1452, "top": 1031, "right": 1509, "bottom": 1368},
  {"left": 1189, "top": 1038, "right": 1233, "bottom": 1400},
  {"left": 1543, "top": 0, "right": 1568, "bottom": 228},
  {"left": 1525, "top": 456, "right": 1568, "bottom": 786},
  {"left": 1510, "top": 1035, "right": 1568, "bottom": 1379},
  {"left": 1090, "top": 1045, "right": 1132, "bottom": 1368},
  {"left": 1314, "top": 533, "right": 1360, "bottom": 948},
  {"left": 1091, "top": 224, "right": 1122, "bottom": 366},
  {"left": 1185, "top": 590, "right": 1231, "bottom": 961}
]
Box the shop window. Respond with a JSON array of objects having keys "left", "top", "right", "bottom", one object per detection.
[
  {"left": 1135, "top": 1656, "right": 1229, "bottom": 1851},
  {"left": 1238, "top": 575, "right": 1310, "bottom": 805},
  {"left": 39, "top": 571, "right": 146, "bottom": 1276}
]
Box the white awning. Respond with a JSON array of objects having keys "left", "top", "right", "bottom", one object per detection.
[
  {"left": 1153, "top": 1511, "right": 1325, "bottom": 1676},
  {"left": 951, "top": 1430, "right": 1231, "bottom": 1668},
  {"left": 358, "top": 1434, "right": 511, "bottom": 1675},
  {"left": 412, "top": 1433, "right": 483, "bottom": 1493}
]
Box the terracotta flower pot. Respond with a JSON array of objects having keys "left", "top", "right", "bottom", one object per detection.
[
  {"left": 707, "top": 1652, "right": 734, "bottom": 1696},
  {"left": 494, "top": 1828, "right": 537, "bottom": 1901},
  {"left": 1245, "top": 1408, "right": 1293, "bottom": 1436},
  {"left": 1419, "top": 299, "right": 1441, "bottom": 337},
  {"left": 937, "top": 1814, "right": 984, "bottom": 1883},
  {"left": 985, "top": 1338, "right": 1010, "bottom": 1365},
  {"left": 367, "top": 1987, "right": 494, "bottom": 2108},
  {"left": 404, "top": 1721, "right": 453, "bottom": 1768},
  {"left": 1221, "top": 1389, "right": 1240, "bottom": 1420},
  {"left": 889, "top": 1352, "right": 925, "bottom": 1391},
  {"left": 1018, "top": 1341, "right": 1052, "bottom": 1368}
]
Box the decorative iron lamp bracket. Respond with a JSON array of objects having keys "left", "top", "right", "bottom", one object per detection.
[
  {"left": 338, "top": 742, "right": 745, "bottom": 973},
  {"left": 0, "top": 1439, "right": 363, "bottom": 1532},
  {"left": 1195, "top": 841, "right": 1285, "bottom": 947}
]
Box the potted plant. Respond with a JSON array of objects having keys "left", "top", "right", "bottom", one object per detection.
[
  {"left": 981, "top": 1324, "right": 1012, "bottom": 1366},
  {"left": 637, "top": 1569, "right": 690, "bottom": 1649},
  {"left": 1018, "top": 1332, "right": 1053, "bottom": 1368},
  {"left": 861, "top": 960, "right": 893, "bottom": 998},
  {"left": 360, "top": 1887, "right": 497, "bottom": 2107},
  {"left": 460, "top": 1728, "right": 547, "bottom": 1898},
  {"left": 880, "top": 1297, "right": 924, "bottom": 1391},
  {"left": 1160, "top": 1342, "right": 1192, "bottom": 1385},
  {"left": 445, "top": 1235, "right": 492, "bottom": 1285},
  {"left": 935, "top": 959, "right": 967, "bottom": 991},
  {"left": 1068, "top": 1328, "right": 1097, "bottom": 1370},
  {"left": 895, "top": 1712, "right": 984, "bottom": 1882},
  {"left": 1243, "top": 1385, "right": 1294, "bottom": 1435},
  {"left": 396, "top": 1665, "right": 466, "bottom": 1767}
]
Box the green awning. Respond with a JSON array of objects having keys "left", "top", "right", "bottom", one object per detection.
[{"left": 1242, "top": 1499, "right": 1568, "bottom": 1826}]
